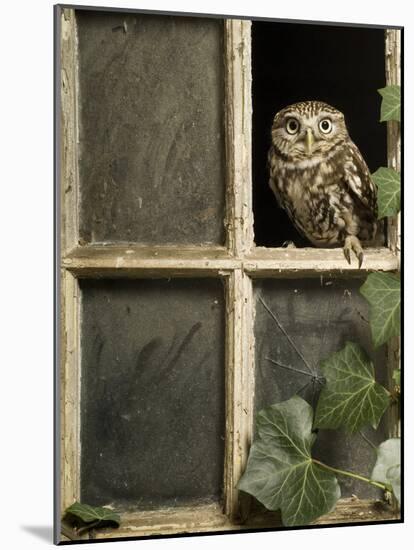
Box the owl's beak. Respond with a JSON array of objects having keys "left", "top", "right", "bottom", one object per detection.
[{"left": 305, "top": 128, "right": 314, "bottom": 155}]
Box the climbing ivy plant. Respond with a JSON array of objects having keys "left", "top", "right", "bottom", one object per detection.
[
  {"left": 378, "top": 85, "right": 400, "bottom": 122},
  {"left": 314, "top": 342, "right": 391, "bottom": 433},
  {"left": 361, "top": 84, "right": 401, "bottom": 348},
  {"left": 239, "top": 86, "right": 401, "bottom": 526},
  {"left": 372, "top": 167, "right": 400, "bottom": 219},
  {"left": 361, "top": 271, "right": 401, "bottom": 348}
]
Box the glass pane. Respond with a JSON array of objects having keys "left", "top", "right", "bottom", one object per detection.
[
  {"left": 254, "top": 278, "right": 388, "bottom": 498},
  {"left": 76, "top": 11, "right": 225, "bottom": 245},
  {"left": 80, "top": 279, "right": 225, "bottom": 509}
]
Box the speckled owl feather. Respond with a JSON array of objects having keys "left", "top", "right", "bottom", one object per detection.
[{"left": 268, "top": 101, "right": 378, "bottom": 267}]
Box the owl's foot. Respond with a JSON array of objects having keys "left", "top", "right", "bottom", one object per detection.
[{"left": 343, "top": 235, "right": 364, "bottom": 269}]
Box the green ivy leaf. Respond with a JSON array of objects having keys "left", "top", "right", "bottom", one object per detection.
[
  {"left": 238, "top": 396, "right": 340, "bottom": 526},
  {"left": 65, "top": 502, "right": 121, "bottom": 527},
  {"left": 378, "top": 85, "right": 401, "bottom": 122},
  {"left": 392, "top": 369, "right": 401, "bottom": 387},
  {"left": 360, "top": 272, "right": 401, "bottom": 347},
  {"left": 372, "top": 167, "right": 401, "bottom": 218},
  {"left": 371, "top": 438, "right": 401, "bottom": 504},
  {"left": 314, "top": 342, "right": 390, "bottom": 433}
]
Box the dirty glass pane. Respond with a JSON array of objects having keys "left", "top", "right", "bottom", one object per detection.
[
  {"left": 76, "top": 11, "right": 225, "bottom": 245},
  {"left": 254, "top": 279, "right": 388, "bottom": 498},
  {"left": 80, "top": 279, "right": 225, "bottom": 509}
]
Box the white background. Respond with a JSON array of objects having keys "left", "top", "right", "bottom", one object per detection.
[{"left": 0, "top": 0, "right": 411, "bottom": 548}]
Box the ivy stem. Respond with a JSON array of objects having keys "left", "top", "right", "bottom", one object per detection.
[{"left": 312, "top": 459, "right": 388, "bottom": 491}]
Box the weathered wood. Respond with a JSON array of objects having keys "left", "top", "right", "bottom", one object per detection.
[
  {"left": 63, "top": 245, "right": 237, "bottom": 277},
  {"left": 63, "top": 245, "right": 398, "bottom": 278},
  {"left": 88, "top": 498, "right": 398, "bottom": 540},
  {"left": 313, "top": 497, "right": 398, "bottom": 525},
  {"left": 60, "top": 269, "right": 80, "bottom": 512},
  {"left": 224, "top": 270, "right": 255, "bottom": 520},
  {"left": 244, "top": 247, "right": 398, "bottom": 277},
  {"left": 385, "top": 29, "right": 401, "bottom": 256},
  {"left": 91, "top": 503, "right": 229, "bottom": 539},
  {"left": 60, "top": 8, "right": 79, "bottom": 254},
  {"left": 385, "top": 29, "right": 401, "bottom": 442},
  {"left": 223, "top": 19, "right": 254, "bottom": 522},
  {"left": 224, "top": 20, "right": 253, "bottom": 255}
]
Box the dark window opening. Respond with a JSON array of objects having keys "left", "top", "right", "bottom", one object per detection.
[{"left": 252, "top": 21, "right": 388, "bottom": 248}]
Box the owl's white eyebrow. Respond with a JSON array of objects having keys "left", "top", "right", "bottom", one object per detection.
[{"left": 282, "top": 112, "right": 337, "bottom": 120}]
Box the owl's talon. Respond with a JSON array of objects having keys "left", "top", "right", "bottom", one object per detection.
[
  {"left": 343, "top": 247, "right": 351, "bottom": 265},
  {"left": 343, "top": 236, "right": 364, "bottom": 268}
]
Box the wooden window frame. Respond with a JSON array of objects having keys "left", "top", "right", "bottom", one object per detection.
[{"left": 57, "top": 7, "right": 401, "bottom": 542}]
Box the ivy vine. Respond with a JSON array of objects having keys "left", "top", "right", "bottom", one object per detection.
[{"left": 238, "top": 85, "right": 401, "bottom": 526}]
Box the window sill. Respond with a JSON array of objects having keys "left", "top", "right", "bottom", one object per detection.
[
  {"left": 245, "top": 247, "right": 399, "bottom": 277},
  {"left": 61, "top": 498, "right": 399, "bottom": 542}
]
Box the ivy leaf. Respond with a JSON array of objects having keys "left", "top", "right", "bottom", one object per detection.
[
  {"left": 238, "top": 396, "right": 340, "bottom": 526},
  {"left": 392, "top": 369, "right": 401, "bottom": 387},
  {"left": 378, "top": 85, "right": 401, "bottom": 122},
  {"left": 372, "top": 167, "right": 401, "bottom": 218},
  {"left": 360, "top": 272, "right": 401, "bottom": 348},
  {"left": 371, "top": 438, "right": 401, "bottom": 504},
  {"left": 65, "top": 502, "right": 121, "bottom": 527},
  {"left": 314, "top": 342, "right": 390, "bottom": 433}
]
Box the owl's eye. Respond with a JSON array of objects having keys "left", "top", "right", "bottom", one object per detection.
[
  {"left": 319, "top": 118, "right": 333, "bottom": 134},
  {"left": 286, "top": 118, "right": 300, "bottom": 135}
]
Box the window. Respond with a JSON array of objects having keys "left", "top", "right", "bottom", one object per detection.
[{"left": 57, "top": 6, "right": 401, "bottom": 542}]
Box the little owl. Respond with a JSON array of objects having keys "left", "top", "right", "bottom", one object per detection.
[{"left": 268, "top": 100, "right": 377, "bottom": 267}]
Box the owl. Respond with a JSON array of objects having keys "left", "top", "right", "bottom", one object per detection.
[{"left": 268, "top": 101, "right": 377, "bottom": 267}]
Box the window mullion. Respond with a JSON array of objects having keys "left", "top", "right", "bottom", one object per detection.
[
  {"left": 224, "top": 269, "right": 255, "bottom": 521},
  {"left": 223, "top": 19, "right": 254, "bottom": 522},
  {"left": 224, "top": 19, "right": 253, "bottom": 257}
]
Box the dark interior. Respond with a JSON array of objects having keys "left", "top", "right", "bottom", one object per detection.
[{"left": 252, "top": 21, "right": 388, "bottom": 247}]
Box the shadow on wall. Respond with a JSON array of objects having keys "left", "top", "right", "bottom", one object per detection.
[{"left": 20, "top": 525, "right": 53, "bottom": 543}]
